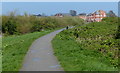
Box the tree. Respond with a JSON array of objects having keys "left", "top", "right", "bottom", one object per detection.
[
  {"left": 24, "top": 12, "right": 29, "bottom": 17},
  {"left": 41, "top": 13, "right": 47, "bottom": 17},
  {"left": 70, "top": 10, "right": 77, "bottom": 16},
  {"left": 107, "top": 10, "right": 117, "bottom": 17},
  {"left": 2, "top": 20, "right": 17, "bottom": 35}
]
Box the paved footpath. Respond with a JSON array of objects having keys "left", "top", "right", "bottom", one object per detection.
[{"left": 20, "top": 29, "right": 65, "bottom": 71}]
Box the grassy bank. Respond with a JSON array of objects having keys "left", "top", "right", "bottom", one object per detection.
[
  {"left": 0, "top": 37, "right": 2, "bottom": 71},
  {"left": 2, "top": 29, "right": 56, "bottom": 71},
  {"left": 52, "top": 17, "right": 119, "bottom": 71}
]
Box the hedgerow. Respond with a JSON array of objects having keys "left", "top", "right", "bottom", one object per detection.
[{"left": 2, "top": 12, "right": 84, "bottom": 35}]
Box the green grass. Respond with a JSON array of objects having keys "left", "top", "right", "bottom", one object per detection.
[
  {"left": 2, "top": 29, "right": 55, "bottom": 71},
  {"left": 52, "top": 17, "right": 119, "bottom": 71},
  {"left": 52, "top": 32, "right": 117, "bottom": 71},
  {"left": 0, "top": 37, "right": 2, "bottom": 72}
]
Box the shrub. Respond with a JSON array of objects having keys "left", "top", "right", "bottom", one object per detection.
[
  {"left": 2, "top": 19, "right": 17, "bottom": 35},
  {"left": 56, "top": 17, "right": 119, "bottom": 68},
  {"left": 2, "top": 12, "right": 84, "bottom": 35},
  {"left": 31, "top": 24, "right": 44, "bottom": 32}
]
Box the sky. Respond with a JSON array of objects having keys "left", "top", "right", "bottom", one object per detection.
[
  {"left": 2, "top": 2, "right": 118, "bottom": 16},
  {"left": 1, "top": 0, "right": 119, "bottom": 2}
]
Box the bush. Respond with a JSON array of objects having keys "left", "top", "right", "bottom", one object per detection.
[
  {"left": 2, "top": 19, "right": 17, "bottom": 35},
  {"left": 102, "top": 17, "right": 118, "bottom": 24},
  {"left": 2, "top": 12, "right": 84, "bottom": 35},
  {"left": 31, "top": 24, "right": 44, "bottom": 32}
]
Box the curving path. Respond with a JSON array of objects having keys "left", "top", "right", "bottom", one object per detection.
[{"left": 20, "top": 29, "right": 65, "bottom": 71}]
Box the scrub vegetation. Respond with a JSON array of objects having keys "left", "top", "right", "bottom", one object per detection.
[
  {"left": 2, "top": 11, "right": 84, "bottom": 35},
  {"left": 52, "top": 17, "right": 119, "bottom": 71}
]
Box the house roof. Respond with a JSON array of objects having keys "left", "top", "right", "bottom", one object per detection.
[
  {"left": 87, "top": 13, "right": 92, "bottom": 16},
  {"left": 55, "top": 13, "right": 71, "bottom": 16},
  {"left": 79, "top": 13, "right": 86, "bottom": 16},
  {"left": 33, "top": 14, "right": 42, "bottom": 17}
]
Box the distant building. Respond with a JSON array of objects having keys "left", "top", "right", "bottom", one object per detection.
[
  {"left": 33, "top": 14, "right": 42, "bottom": 17},
  {"left": 54, "top": 13, "right": 71, "bottom": 17},
  {"left": 55, "top": 10, "right": 76, "bottom": 17},
  {"left": 62, "top": 13, "right": 72, "bottom": 16},
  {"left": 85, "top": 10, "right": 106, "bottom": 22},
  {"left": 79, "top": 13, "right": 86, "bottom": 20},
  {"left": 86, "top": 13, "right": 94, "bottom": 22},
  {"left": 54, "top": 13, "right": 63, "bottom": 17},
  {"left": 70, "top": 10, "right": 77, "bottom": 16},
  {"left": 33, "top": 14, "right": 47, "bottom": 17}
]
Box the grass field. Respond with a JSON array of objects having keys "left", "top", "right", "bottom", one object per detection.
[
  {"left": 52, "top": 17, "right": 119, "bottom": 71},
  {"left": 2, "top": 29, "right": 55, "bottom": 71}
]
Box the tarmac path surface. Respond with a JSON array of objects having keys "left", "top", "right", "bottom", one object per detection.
[{"left": 20, "top": 29, "right": 65, "bottom": 71}]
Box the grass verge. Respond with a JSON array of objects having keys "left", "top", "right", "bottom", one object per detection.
[
  {"left": 52, "top": 32, "right": 117, "bottom": 71},
  {"left": 0, "top": 37, "right": 2, "bottom": 71},
  {"left": 2, "top": 29, "right": 56, "bottom": 71}
]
